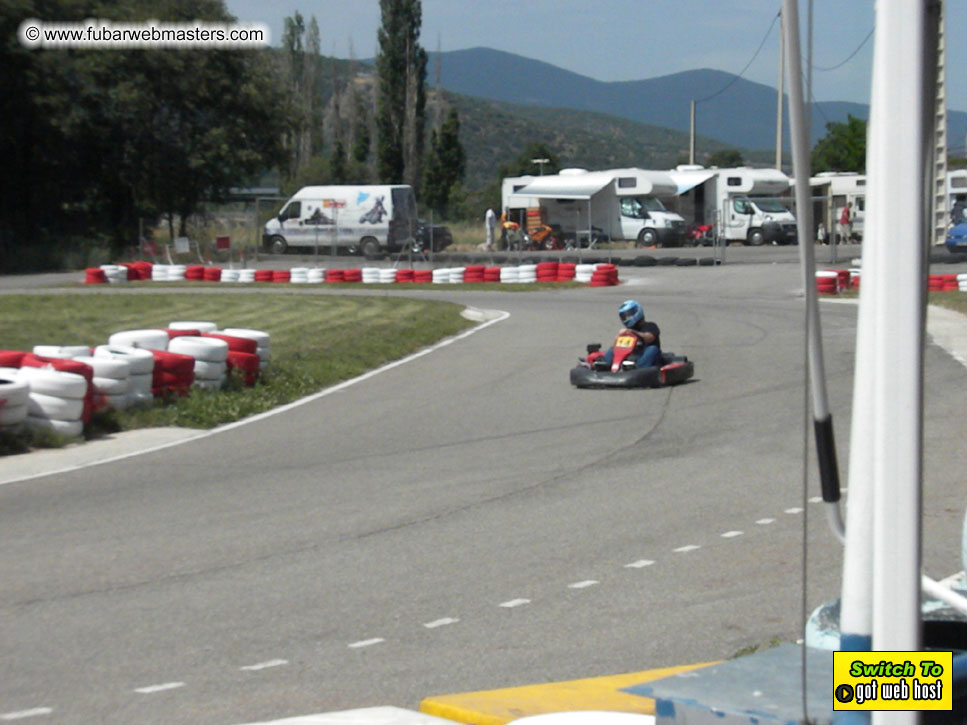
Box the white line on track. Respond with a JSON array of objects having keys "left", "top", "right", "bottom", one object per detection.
[
  {"left": 240, "top": 659, "right": 288, "bottom": 671},
  {"left": 134, "top": 682, "right": 185, "bottom": 694},
  {"left": 0, "top": 709, "right": 53, "bottom": 720},
  {"left": 721, "top": 531, "right": 744, "bottom": 538},
  {"left": 756, "top": 518, "right": 776, "bottom": 525},
  {"left": 673, "top": 545, "right": 701, "bottom": 553},
  {"left": 423, "top": 618, "right": 459, "bottom": 629},
  {"left": 348, "top": 638, "right": 384, "bottom": 649},
  {"left": 624, "top": 559, "right": 655, "bottom": 568},
  {"left": 499, "top": 598, "right": 531, "bottom": 608},
  {"left": 567, "top": 580, "right": 598, "bottom": 589},
  {"left": 784, "top": 507, "right": 804, "bottom": 514},
  {"left": 809, "top": 496, "right": 823, "bottom": 503}
]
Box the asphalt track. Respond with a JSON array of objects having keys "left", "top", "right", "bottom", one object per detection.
[{"left": 1, "top": 262, "right": 966, "bottom": 724}]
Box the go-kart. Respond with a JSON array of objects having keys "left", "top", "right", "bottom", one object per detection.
[{"left": 570, "top": 331, "right": 694, "bottom": 389}]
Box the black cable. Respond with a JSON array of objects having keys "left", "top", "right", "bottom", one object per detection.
[
  {"left": 696, "top": 11, "right": 781, "bottom": 104},
  {"left": 813, "top": 28, "right": 874, "bottom": 72}
]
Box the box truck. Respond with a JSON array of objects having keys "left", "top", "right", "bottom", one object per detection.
[
  {"left": 263, "top": 185, "right": 417, "bottom": 256},
  {"left": 501, "top": 168, "right": 686, "bottom": 247},
  {"left": 668, "top": 166, "right": 797, "bottom": 245}
]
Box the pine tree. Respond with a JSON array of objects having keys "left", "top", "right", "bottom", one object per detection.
[
  {"left": 375, "top": 0, "right": 427, "bottom": 186},
  {"left": 423, "top": 107, "right": 465, "bottom": 216}
]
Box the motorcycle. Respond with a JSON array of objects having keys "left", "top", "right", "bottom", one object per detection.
[
  {"left": 687, "top": 224, "right": 715, "bottom": 247},
  {"left": 570, "top": 330, "right": 694, "bottom": 389}
]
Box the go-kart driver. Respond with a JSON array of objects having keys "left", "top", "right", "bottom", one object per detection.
[{"left": 586, "top": 300, "right": 661, "bottom": 370}]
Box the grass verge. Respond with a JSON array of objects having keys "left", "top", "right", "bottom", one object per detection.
[{"left": 0, "top": 293, "right": 474, "bottom": 454}]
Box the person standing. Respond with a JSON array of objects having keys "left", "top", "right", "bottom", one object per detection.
[
  {"left": 839, "top": 202, "right": 853, "bottom": 243},
  {"left": 485, "top": 208, "right": 497, "bottom": 250}
]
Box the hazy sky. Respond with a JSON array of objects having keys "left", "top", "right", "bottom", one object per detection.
[{"left": 224, "top": 1, "right": 965, "bottom": 113}]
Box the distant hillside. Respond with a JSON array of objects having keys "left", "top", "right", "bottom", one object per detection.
[
  {"left": 425, "top": 47, "right": 967, "bottom": 151},
  {"left": 444, "top": 91, "right": 753, "bottom": 191}
]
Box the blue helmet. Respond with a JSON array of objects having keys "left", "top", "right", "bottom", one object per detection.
[{"left": 618, "top": 300, "right": 644, "bottom": 328}]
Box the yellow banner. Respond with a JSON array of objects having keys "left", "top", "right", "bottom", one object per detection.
[{"left": 833, "top": 651, "right": 952, "bottom": 711}]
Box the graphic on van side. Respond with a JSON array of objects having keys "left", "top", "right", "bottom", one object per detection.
[{"left": 359, "top": 196, "right": 387, "bottom": 224}]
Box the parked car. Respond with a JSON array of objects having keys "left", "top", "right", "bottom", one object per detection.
[
  {"left": 946, "top": 222, "right": 967, "bottom": 254},
  {"left": 413, "top": 219, "right": 453, "bottom": 252}
]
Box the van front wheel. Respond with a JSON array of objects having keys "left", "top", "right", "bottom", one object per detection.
[
  {"left": 637, "top": 229, "right": 658, "bottom": 247},
  {"left": 747, "top": 229, "right": 766, "bottom": 246},
  {"left": 360, "top": 237, "right": 380, "bottom": 259},
  {"left": 270, "top": 236, "right": 288, "bottom": 255}
]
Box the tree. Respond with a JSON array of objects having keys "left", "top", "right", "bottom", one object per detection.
[
  {"left": 707, "top": 149, "right": 744, "bottom": 167},
  {"left": 0, "top": 0, "right": 289, "bottom": 265},
  {"left": 812, "top": 114, "right": 867, "bottom": 174},
  {"left": 422, "top": 107, "right": 465, "bottom": 216},
  {"left": 375, "top": 0, "right": 427, "bottom": 186}
]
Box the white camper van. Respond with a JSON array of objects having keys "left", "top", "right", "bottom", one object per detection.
[
  {"left": 669, "top": 166, "right": 797, "bottom": 245},
  {"left": 501, "top": 168, "right": 686, "bottom": 247},
  {"left": 263, "top": 185, "right": 418, "bottom": 256}
]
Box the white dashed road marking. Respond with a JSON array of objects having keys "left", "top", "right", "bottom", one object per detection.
[
  {"left": 499, "top": 598, "right": 531, "bottom": 608},
  {"left": 673, "top": 545, "right": 701, "bottom": 553},
  {"left": 756, "top": 518, "right": 776, "bottom": 524},
  {"left": 134, "top": 682, "right": 185, "bottom": 694},
  {"left": 348, "top": 638, "right": 384, "bottom": 649},
  {"left": 784, "top": 507, "right": 804, "bottom": 514},
  {"left": 721, "top": 531, "right": 744, "bottom": 538},
  {"left": 240, "top": 659, "right": 288, "bottom": 671},
  {"left": 625, "top": 559, "right": 655, "bottom": 568},
  {"left": 567, "top": 580, "right": 599, "bottom": 589},
  {"left": 423, "top": 618, "right": 459, "bottom": 629},
  {"left": 0, "top": 709, "right": 53, "bottom": 721}
]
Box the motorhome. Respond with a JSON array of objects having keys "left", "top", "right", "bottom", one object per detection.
[
  {"left": 946, "top": 169, "right": 967, "bottom": 226},
  {"left": 668, "top": 166, "right": 798, "bottom": 245},
  {"left": 501, "top": 168, "right": 686, "bottom": 247},
  {"left": 810, "top": 171, "right": 866, "bottom": 241},
  {"left": 262, "top": 185, "right": 418, "bottom": 256}
]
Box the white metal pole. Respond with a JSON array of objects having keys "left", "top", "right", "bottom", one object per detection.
[
  {"left": 776, "top": 8, "right": 785, "bottom": 171},
  {"left": 867, "top": 5, "right": 927, "bottom": 725}
]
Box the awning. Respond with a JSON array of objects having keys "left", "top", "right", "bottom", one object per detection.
[
  {"left": 516, "top": 173, "right": 613, "bottom": 200},
  {"left": 668, "top": 170, "right": 716, "bottom": 195}
]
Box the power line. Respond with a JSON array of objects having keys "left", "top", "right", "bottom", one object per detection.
[
  {"left": 813, "top": 27, "right": 874, "bottom": 71},
  {"left": 696, "top": 10, "right": 781, "bottom": 104}
]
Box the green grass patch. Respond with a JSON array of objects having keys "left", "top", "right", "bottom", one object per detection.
[
  {"left": 930, "top": 290, "right": 967, "bottom": 316},
  {"left": 0, "top": 293, "right": 473, "bottom": 453}
]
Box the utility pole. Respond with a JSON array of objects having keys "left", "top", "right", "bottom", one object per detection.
[
  {"left": 531, "top": 158, "right": 549, "bottom": 176},
  {"left": 775, "top": 7, "right": 784, "bottom": 171},
  {"left": 689, "top": 100, "right": 696, "bottom": 165}
]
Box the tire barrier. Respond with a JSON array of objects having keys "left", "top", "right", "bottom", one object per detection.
[
  {"left": 169, "top": 321, "right": 218, "bottom": 333},
  {"left": 590, "top": 264, "right": 619, "bottom": 286},
  {"left": 928, "top": 273, "right": 962, "bottom": 292},
  {"left": 220, "top": 328, "right": 270, "bottom": 374},
  {"left": 81, "top": 262, "right": 627, "bottom": 287},
  {"left": 150, "top": 350, "right": 195, "bottom": 397},
  {"left": 100, "top": 264, "right": 129, "bottom": 284},
  {"left": 168, "top": 336, "right": 229, "bottom": 390}
]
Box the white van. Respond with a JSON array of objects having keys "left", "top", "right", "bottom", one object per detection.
[{"left": 263, "top": 185, "right": 418, "bottom": 257}]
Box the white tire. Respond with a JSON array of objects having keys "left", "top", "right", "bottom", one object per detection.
[
  {"left": 192, "top": 377, "right": 225, "bottom": 391},
  {"left": 169, "top": 321, "right": 218, "bottom": 332},
  {"left": 169, "top": 336, "right": 229, "bottom": 363},
  {"left": 19, "top": 367, "right": 88, "bottom": 399},
  {"left": 193, "top": 359, "right": 226, "bottom": 380},
  {"left": 0, "top": 376, "right": 29, "bottom": 407},
  {"left": 93, "top": 345, "right": 155, "bottom": 375},
  {"left": 152, "top": 264, "right": 169, "bottom": 281},
  {"left": 237, "top": 270, "right": 256, "bottom": 283},
  {"left": 73, "top": 355, "right": 130, "bottom": 380},
  {"left": 102, "top": 393, "right": 133, "bottom": 410},
  {"left": 28, "top": 393, "right": 84, "bottom": 421},
  {"left": 108, "top": 329, "right": 169, "bottom": 351},
  {"left": 0, "top": 403, "right": 28, "bottom": 426},
  {"left": 92, "top": 375, "right": 130, "bottom": 396},
  {"left": 26, "top": 415, "right": 84, "bottom": 438},
  {"left": 220, "top": 269, "right": 240, "bottom": 283},
  {"left": 128, "top": 373, "right": 152, "bottom": 394},
  {"left": 129, "top": 390, "right": 154, "bottom": 408},
  {"left": 32, "top": 345, "right": 91, "bottom": 359}
]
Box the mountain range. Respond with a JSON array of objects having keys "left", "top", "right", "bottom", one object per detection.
[{"left": 425, "top": 47, "right": 967, "bottom": 153}]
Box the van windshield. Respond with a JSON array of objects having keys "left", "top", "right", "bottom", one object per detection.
[
  {"left": 751, "top": 197, "right": 789, "bottom": 213},
  {"left": 620, "top": 196, "right": 666, "bottom": 219}
]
